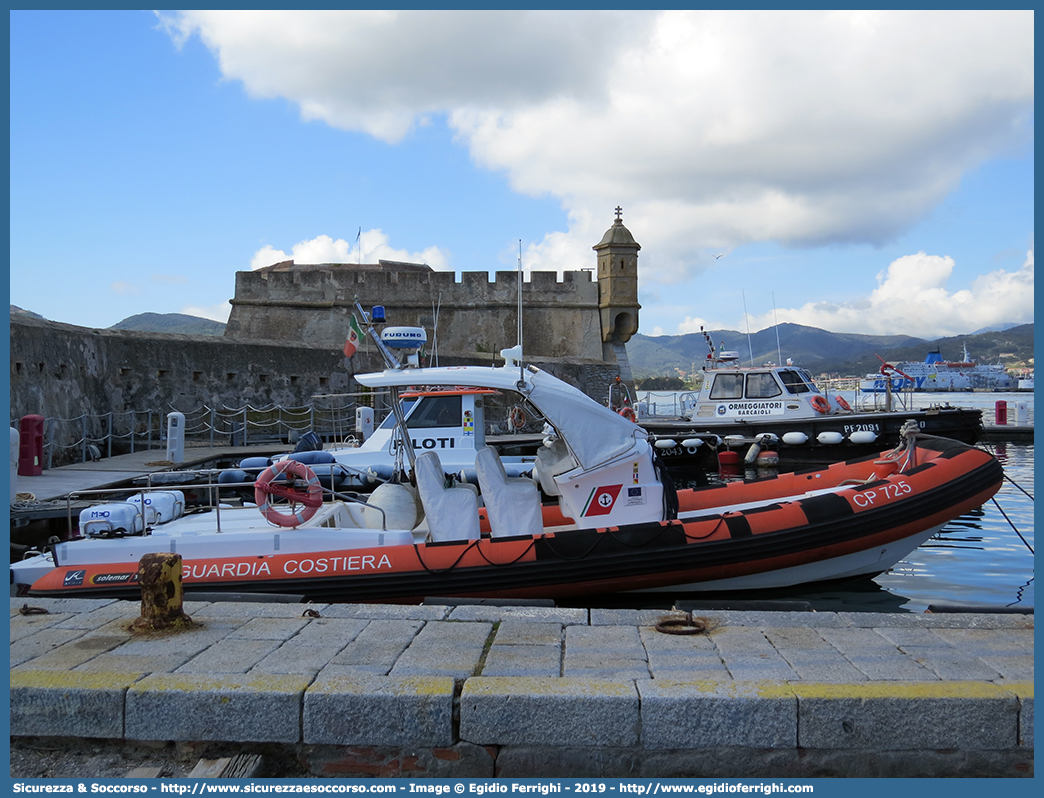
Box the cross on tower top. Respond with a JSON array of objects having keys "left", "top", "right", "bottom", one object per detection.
[{"left": 614, "top": 206, "right": 623, "bottom": 222}]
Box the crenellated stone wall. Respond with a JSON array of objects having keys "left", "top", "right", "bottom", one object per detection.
[{"left": 226, "top": 264, "right": 604, "bottom": 360}]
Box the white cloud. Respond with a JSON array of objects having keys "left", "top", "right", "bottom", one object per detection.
[
  {"left": 160, "top": 10, "right": 1033, "bottom": 328},
  {"left": 743, "top": 248, "right": 1034, "bottom": 338},
  {"left": 110, "top": 281, "right": 140, "bottom": 296},
  {"left": 250, "top": 231, "right": 449, "bottom": 271},
  {"left": 158, "top": 10, "right": 646, "bottom": 144},
  {"left": 182, "top": 300, "right": 232, "bottom": 324}
]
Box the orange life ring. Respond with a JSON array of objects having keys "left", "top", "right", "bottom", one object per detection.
[
  {"left": 810, "top": 395, "right": 831, "bottom": 414},
  {"left": 508, "top": 406, "right": 527, "bottom": 429},
  {"left": 836, "top": 396, "right": 852, "bottom": 411},
  {"left": 254, "top": 460, "right": 323, "bottom": 528},
  {"left": 618, "top": 406, "right": 637, "bottom": 422}
]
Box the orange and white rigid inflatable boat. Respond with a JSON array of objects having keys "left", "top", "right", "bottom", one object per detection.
[{"left": 13, "top": 355, "right": 1003, "bottom": 603}]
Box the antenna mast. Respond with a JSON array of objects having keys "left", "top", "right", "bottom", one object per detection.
[
  {"left": 517, "top": 239, "right": 524, "bottom": 383},
  {"left": 517, "top": 239, "right": 523, "bottom": 351},
  {"left": 742, "top": 290, "right": 754, "bottom": 366},
  {"left": 772, "top": 292, "right": 782, "bottom": 365}
]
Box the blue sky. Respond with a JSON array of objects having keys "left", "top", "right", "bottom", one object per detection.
[{"left": 8, "top": 10, "right": 1034, "bottom": 341}]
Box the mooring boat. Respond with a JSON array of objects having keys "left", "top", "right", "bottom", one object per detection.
[
  {"left": 642, "top": 349, "right": 982, "bottom": 470},
  {"left": 12, "top": 348, "right": 1003, "bottom": 602}
]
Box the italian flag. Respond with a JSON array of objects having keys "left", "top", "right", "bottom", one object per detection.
[{"left": 343, "top": 315, "right": 363, "bottom": 358}]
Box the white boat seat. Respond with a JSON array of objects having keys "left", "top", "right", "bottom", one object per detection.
[
  {"left": 475, "top": 445, "right": 543, "bottom": 539},
  {"left": 533, "top": 437, "right": 576, "bottom": 497},
  {"left": 414, "top": 451, "right": 480, "bottom": 543}
]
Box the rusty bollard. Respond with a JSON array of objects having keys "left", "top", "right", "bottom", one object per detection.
[{"left": 130, "top": 552, "right": 196, "bottom": 633}]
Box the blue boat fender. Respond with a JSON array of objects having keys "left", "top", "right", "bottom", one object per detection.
[
  {"left": 288, "top": 450, "right": 336, "bottom": 465},
  {"left": 218, "top": 469, "right": 251, "bottom": 485},
  {"left": 238, "top": 456, "right": 272, "bottom": 471}
]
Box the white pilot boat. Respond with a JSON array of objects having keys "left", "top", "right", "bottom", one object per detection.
[{"left": 640, "top": 347, "right": 982, "bottom": 469}]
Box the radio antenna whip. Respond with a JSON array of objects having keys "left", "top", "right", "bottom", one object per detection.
[
  {"left": 517, "top": 239, "right": 524, "bottom": 383},
  {"left": 772, "top": 292, "right": 782, "bottom": 365},
  {"left": 742, "top": 290, "right": 754, "bottom": 366}
]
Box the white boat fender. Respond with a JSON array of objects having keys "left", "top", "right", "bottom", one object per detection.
[
  {"left": 723, "top": 435, "right": 747, "bottom": 447},
  {"left": 817, "top": 431, "right": 845, "bottom": 445},
  {"left": 849, "top": 430, "right": 878, "bottom": 444},
  {"left": 654, "top": 439, "right": 677, "bottom": 449},
  {"left": 681, "top": 438, "right": 703, "bottom": 454},
  {"left": 744, "top": 442, "right": 762, "bottom": 465},
  {"left": 782, "top": 432, "right": 808, "bottom": 446},
  {"left": 363, "top": 482, "right": 420, "bottom": 530}
]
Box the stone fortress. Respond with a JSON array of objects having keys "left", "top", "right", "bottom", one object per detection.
[{"left": 225, "top": 209, "right": 642, "bottom": 377}]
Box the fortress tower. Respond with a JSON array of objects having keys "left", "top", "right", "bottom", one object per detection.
[{"left": 593, "top": 207, "right": 642, "bottom": 378}]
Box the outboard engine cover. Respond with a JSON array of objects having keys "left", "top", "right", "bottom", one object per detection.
[{"left": 293, "top": 431, "right": 324, "bottom": 453}]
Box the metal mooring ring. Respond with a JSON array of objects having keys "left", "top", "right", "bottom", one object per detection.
[{"left": 654, "top": 612, "right": 708, "bottom": 635}]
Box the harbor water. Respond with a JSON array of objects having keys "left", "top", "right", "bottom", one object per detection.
[{"left": 631, "top": 390, "right": 1035, "bottom": 613}]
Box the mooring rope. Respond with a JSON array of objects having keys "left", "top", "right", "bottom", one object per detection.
[
  {"left": 1003, "top": 472, "right": 1034, "bottom": 501},
  {"left": 991, "top": 497, "right": 1034, "bottom": 554}
]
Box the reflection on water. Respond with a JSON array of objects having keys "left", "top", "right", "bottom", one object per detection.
[{"left": 877, "top": 441, "right": 1034, "bottom": 612}]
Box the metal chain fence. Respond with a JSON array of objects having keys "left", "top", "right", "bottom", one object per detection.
[{"left": 10, "top": 392, "right": 391, "bottom": 468}]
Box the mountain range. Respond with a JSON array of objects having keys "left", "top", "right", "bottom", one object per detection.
[
  {"left": 9, "top": 307, "right": 1034, "bottom": 377},
  {"left": 107, "top": 312, "right": 226, "bottom": 336},
  {"left": 627, "top": 322, "right": 1035, "bottom": 378}
]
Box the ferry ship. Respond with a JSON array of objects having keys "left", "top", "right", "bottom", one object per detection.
[{"left": 859, "top": 346, "right": 1015, "bottom": 393}]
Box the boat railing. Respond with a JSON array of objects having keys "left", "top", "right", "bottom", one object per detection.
[
  {"left": 62, "top": 475, "right": 393, "bottom": 538},
  {"left": 853, "top": 386, "right": 914, "bottom": 413},
  {"left": 635, "top": 391, "right": 699, "bottom": 419}
]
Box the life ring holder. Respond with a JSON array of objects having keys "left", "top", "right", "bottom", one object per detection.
[
  {"left": 810, "top": 395, "right": 831, "bottom": 414},
  {"left": 254, "top": 460, "right": 324, "bottom": 528},
  {"left": 835, "top": 396, "right": 852, "bottom": 411},
  {"left": 618, "top": 406, "right": 637, "bottom": 422}
]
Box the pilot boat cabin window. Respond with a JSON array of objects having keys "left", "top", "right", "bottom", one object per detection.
[
  {"left": 377, "top": 399, "right": 417, "bottom": 431},
  {"left": 745, "top": 372, "right": 782, "bottom": 399},
  {"left": 406, "top": 395, "right": 462, "bottom": 429},
  {"left": 708, "top": 373, "right": 744, "bottom": 399},
  {"left": 777, "top": 369, "right": 812, "bottom": 394}
]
